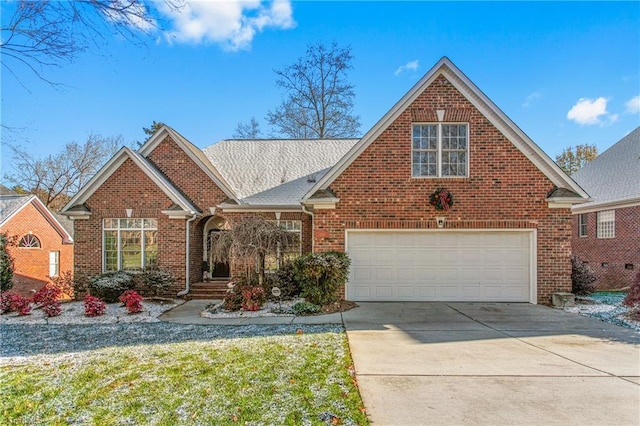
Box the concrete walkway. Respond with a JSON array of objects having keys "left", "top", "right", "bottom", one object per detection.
[
  {"left": 159, "top": 299, "right": 343, "bottom": 325},
  {"left": 342, "top": 302, "right": 640, "bottom": 425}
]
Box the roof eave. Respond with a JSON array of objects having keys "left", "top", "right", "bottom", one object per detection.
[
  {"left": 217, "top": 202, "right": 303, "bottom": 212},
  {"left": 572, "top": 197, "right": 640, "bottom": 214}
]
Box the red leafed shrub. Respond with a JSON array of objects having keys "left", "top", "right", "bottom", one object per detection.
[
  {"left": 241, "top": 286, "right": 265, "bottom": 311},
  {"left": 623, "top": 270, "right": 640, "bottom": 320},
  {"left": 0, "top": 292, "right": 31, "bottom": 315},
  {"left": 49, "top": 271, "right": 75, "bottom": 299},
  {"left": 84, "top": 294, "right": 106, "bottom": 317},
  {"left": 42, "top": 302, "right": 62, "bottom": 317},
  {"left": 32, "top": 285, "right": 63, "bottom": 317},
  {"left": 119, "top": 290, "right": 143, "bottom": 314},
  {"left": 32, "top": 285, "right": 62, "bottom": 306}
]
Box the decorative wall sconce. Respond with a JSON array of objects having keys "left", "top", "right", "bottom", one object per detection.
[{"left": 436, "top": 216, "right": 446, "bottom": 229}]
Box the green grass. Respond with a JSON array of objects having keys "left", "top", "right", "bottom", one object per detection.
[{"left": 1, "top": 331, "right": 368, "bottom": 425}]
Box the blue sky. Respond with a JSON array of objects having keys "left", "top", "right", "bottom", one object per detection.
[{"left": 2, "top": 1, "right": 639, "bottom": 180}]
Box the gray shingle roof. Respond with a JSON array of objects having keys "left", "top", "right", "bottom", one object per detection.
[
  {"left": 572, "top": 126, "right": 640, "bottom": 210},
  {"left": 0, "top": 185, "right": 17, "bottom": 196},
  {"left": 203, "top": 139, "right": 359, "bottom": 201},
  {"left": 0, "top": 195, "right": 31, "bottom": 225}
]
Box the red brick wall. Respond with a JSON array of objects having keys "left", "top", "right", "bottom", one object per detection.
[
  {"left": 2, "top": 202, "right": 73, "bottom": 298},
  {"left": 572, "top": 205, "right": 640, "bottom": 289},
  {"left": 313, "top": 75, "right": 572, "bottom": 304}
]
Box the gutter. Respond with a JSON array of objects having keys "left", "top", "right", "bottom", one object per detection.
[
  {"left": 301, "top": 204, "right": 315, "bottom": 252},
  {"left": 177, "top": 214, "right": 198, "bottom": 297}
]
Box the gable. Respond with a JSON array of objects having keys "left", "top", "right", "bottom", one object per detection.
[
  {"left": 61, "top": 147, "right": 198, "bottom": 218},
  {"left": 1, "top": 195, "right": 73, "bottom": 243},
  {"left": 303, "top": 57, "right": 588, "bottom": 205},
  {"left": 139, "top": 126, "right": 239, "bottom": 204}
]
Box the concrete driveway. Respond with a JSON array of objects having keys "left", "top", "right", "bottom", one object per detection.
[{"left": 342, "top": 302, "right": 640, "bottom": 425}]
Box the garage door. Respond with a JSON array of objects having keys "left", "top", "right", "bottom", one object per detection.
[{"left": 346, "top": 231, "right": 532, "bottom": 302}]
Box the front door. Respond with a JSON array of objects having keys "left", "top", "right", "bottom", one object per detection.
[{"left": 207, "top": 229, "right": 230, "bottom": 278}]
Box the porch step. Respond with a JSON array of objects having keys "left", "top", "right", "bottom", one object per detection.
[{"left": 187, "top": 280, "right": 230, "bottom": 300}]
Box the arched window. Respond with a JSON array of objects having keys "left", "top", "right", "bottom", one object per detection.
[{"left": 18, "top": 234, "right": 41, "bottom": 248}]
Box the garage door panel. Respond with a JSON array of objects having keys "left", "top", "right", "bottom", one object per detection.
[{"left": 346, "top": 231, "right": 531, "bottom": 302}]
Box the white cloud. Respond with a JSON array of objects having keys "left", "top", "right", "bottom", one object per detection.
[
  {"left": 522, "top": 91, "right": 541, "bottom": 108},
  {"left": 394, "top": 60, "right": 419, "bottom": 76},
  {"left": 625, "top": 95, "right": 640, "bottom": 114},
  {"left": 102, "top": 0, "right": 156, "bottom": 31},
  {"left": 157, "top": 0, "right": 295, "bottom": 50},
  {"left": 566, "top": 97, "right": 613, "bottom": 125}
]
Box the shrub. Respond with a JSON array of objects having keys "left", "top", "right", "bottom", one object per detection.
[
  {"left": 89, "top": 271, "right": 135, "bottom": 303},
  {"left": 571, "top": 256, "right": 597, "bottom": 296},
  {"left": 119, "top": 290, "right": 143, "bottom": 314},
  {"left": 222, "top": 286, "right": 243, "bottom": 311},
  {"left": 241, "top": 285, "right": 265, "bottom": 311},
  {"left": 623, "top": 270, "right": 640, "bottom": 320},
  {"left": 291, "top": 301, "right": 321, "bottom": 316},
  {"left": 264, "top": 262, "right": 301, "bottom": 301},
  {"left": 32, "top": 285, "right": 62, "bottom": 306},
  {"left": 135, "top": 268, "right": 175, "bottom": 297},
  {"left": 0, "top": 232, "right": 15, "bottom": 292},
  {"left": 0, "top": 292, "right": 31, "bottom": 315},
  {"left": 32, "top": 285, "right": 62, "bottom": 317},
  {"left": 84, "top": 294, "right": 106, "bottom": 317},
  {"left": 42, "top": 302, "right": 62, "bottom": 317},
  {"left": 49, "top": 271, "right": 74, "bottom": 299},
  {"left": 295, "top": 252, "right": 351, "bottom": 306}
]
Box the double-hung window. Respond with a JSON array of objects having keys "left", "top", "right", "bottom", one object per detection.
[
  {"left": 103, "top": 219, "right": 158, "bottom": 271},
  {"left": 578, "top": 213, "right": 588, "bottom": 237},
  {"left": 265, "top": 220, "right": 302, "bottom": 270},
  {"left": 412, "top": 123, "right": 468, "bottom": 177},
  {"left": 49, "top": 251, "right": 60, "bottom": 277},
  {"left": 596, "top": 210, "right": 615, "bottom": 239}
]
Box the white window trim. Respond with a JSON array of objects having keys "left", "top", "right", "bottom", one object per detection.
[
  {"left": 102, "top": 218, "right": 158, "bottom": 272},
  {"left": 412, "top": 122, "right": 469, "bottom": 178},
  {"left": 49, "top": 251, "right": 60, "bottom": 277},
  {"left": 578, "top": 213, "right": 588, "bottom": 237},
  {"left": 596, "top": 210, "right": 615, "bottom": 239}
]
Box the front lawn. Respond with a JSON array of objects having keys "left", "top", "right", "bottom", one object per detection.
[{"left": 1, "top": 328, "right": 368, "bottom": 425}]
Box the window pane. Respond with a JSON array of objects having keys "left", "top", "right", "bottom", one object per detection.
[
  {"left": 144, "top": 230, "right": 158, "bottom": 268},
  {"left": 597, "top": 210, "right": 615, "bottom": 239},
  {"left": 49, "top": 251, "right": 60, "bottom": 277},
  {"left": 104, "top": 219, "right": 118, "bottom": 229},
  {"left": 144, "top": 219, "right": 157, "bottom": 229},
  {"left": 121, "top": 231, "right": 142, "bottom": 270}
]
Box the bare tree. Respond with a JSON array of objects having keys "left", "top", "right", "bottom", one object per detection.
[
  {"left": 209, "top": 216, "right": 298, "bottom": 286},
  {"left": 556, "top": 144, "right": 598, "bottom": 175},
  {"left": 232, "top": 117, "right": 262, "bottom": 139},
  {"left": 1, "top": 0, "right": 181, "bottom": 87},
  {"left": 267, "top": 42, "right": 361, "bottom": 139},
  {"left": 5, "top": 134, "right": 122, "bottom": 210}
]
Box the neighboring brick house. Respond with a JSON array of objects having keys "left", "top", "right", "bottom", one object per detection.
[
  {"left": 62, "top": 57, "right": 588, "bottom": 304},
  {"left": 571, "top": 127, "right": 640, "bottom": 290},
  {"left": 0, "top": 193, "right": 74, "bottom": 298}
]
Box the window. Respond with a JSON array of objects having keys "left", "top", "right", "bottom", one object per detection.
[
  {"left": 578, "top": 213, "right": 588, "bottom": 237},
  {"left": 412, "top": 123, "right": 468, "bottom": 177},
  {"left": 18, "top": 234, "right": 40, "bottom": 248},
  {"left": 103, "top": 219, "right": 158, "bottom": 271},
  {"left": 596, "top": 210, "right": 615, "bottom": 239},
  {"left": 265, "top": 220, "right": 302, "bottom": 270},
  {"left": 49, "top": 251, "right": 60, "bottom": 277}
]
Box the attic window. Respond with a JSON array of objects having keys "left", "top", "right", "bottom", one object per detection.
[
  {"left": 18, "top": 234, "right": 41, "bottom": 248},
  {"left": 412, "top": 123, "right": 468, "bottom": 177}
]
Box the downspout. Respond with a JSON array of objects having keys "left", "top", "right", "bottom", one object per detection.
[
  {"left": 301, "top": 204, "right": 315, "bottom": 252},
  {"left": 177, "top": 213, "right": 198, "bottom": 297}
]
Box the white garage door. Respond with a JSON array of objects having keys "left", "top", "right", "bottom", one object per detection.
[{"left": 346, "top": 231, "right": 532, "bottom": 302}]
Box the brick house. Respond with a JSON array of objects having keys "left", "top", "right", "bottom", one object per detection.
[
  {"left": 0, "top": 193, "right": 74, "bottom": 298},
  {"left": 571, "top": 127, "right": 639, "bottom": 290},
  {"left": 62, "top": 57, "right": 588, "bottom": 304}
]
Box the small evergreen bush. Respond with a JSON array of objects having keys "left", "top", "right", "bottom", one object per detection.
[
  {"left": 135, "top": 268, "right": 175, "bottom": 297},
  {"left": 291, "top": 301, "right": 321, "bottom": 316},
  {"left": 294, "top": 252, "right": 350, "bottom": 306},
  {"left": 264, "top": 262, "right": 300, "bottom": 301},
  {"left": 571, "top": 256, "right": 597, "bottom": 296},
  {"left": 89, "top": 271, "right": 135, "bottom": 303}
]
